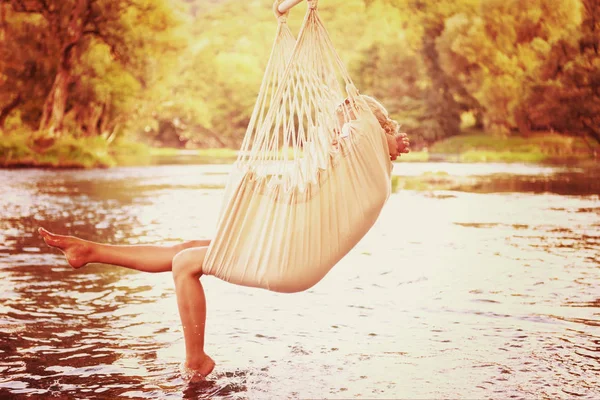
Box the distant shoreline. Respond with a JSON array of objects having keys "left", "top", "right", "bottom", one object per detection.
[
  {"left": 1, "top": 150, "right": 595, "bottom": 169},
  {"left": 1, "top": 132, "right": 597, "bottom": 169}
]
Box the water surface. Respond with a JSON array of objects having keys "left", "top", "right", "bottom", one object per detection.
[{"left": 0, "top": 163, "right": 598, "bottom": 399}]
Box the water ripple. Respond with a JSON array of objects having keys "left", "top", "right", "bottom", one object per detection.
[{"left": 0, "top": 165, "right": 598, "bottom": 398}]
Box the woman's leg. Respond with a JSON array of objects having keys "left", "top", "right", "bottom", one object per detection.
[
  {"left": 171, "top": 246, "right": 215, "bottom": 379},
  {"left": 38, "top": 227, "right": 210, "bottom": 273},
  {"left": 40, "top": 228, "right": 215, "bottom": 379}
]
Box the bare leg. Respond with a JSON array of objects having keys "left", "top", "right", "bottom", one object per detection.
[
  {"left": 38, "top": 227, "right": 210, "bottom": 273},
  {"left": 172, "top": 247, "right": 215, "bottom": 380},
  {"left": 40, "top": 227, "right": 216, "bottom": 379}
]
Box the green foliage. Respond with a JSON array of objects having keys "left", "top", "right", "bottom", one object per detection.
[
  {"left": 0, "top": 129, "right": 35, "bottom": 163},
  {"left": 459, "top": 150, "right": 546, "bottom": 163},
  {"left": 391, "top": 171, "right": 469, "bottom": 192},
  {"left": 431, "top": 132, "right": 587, "bottom": 153},
  {"left": 110, "top": 140, "right": 152, "bottom": 166},
  {"left": 1, "top": 0, "right": 598, "bottom": 168},
  {"left": 0, "top": 0, "right": 185, "bottom": 137},
  {"left": 395, "top": 151, "right": 429, "bottom": 162},
  {"left": 436, "top": 0, "right": 589, "bottom": 138},
  {"left": 43, "top": 136, "right": 115, "bottom": 168},
  {"left": 0, "top": 128, "right": 152, "bottom": 168},
  {"left": 521, "top": 0, "right": 600, "bottom": 145},
  {"left": 0, "top": 130, "right": 112, "bottom": 167},
  {"left": 429, "top": 131, "right": 597, "bottom": 163}
]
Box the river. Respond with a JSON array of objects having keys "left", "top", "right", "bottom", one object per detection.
[{"left": 0, "top": 162, "right": 598, "bottom": 399}]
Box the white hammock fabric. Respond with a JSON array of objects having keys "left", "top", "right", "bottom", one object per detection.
[{"left": 202, "top": 0, "right": 393, "bottom": 293}]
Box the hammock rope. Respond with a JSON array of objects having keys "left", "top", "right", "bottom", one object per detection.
[{"left": 202, "top": 0, "right": 393, "bottom": 293}]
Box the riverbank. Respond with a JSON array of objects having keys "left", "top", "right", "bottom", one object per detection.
[
  {"left": 0, "top": 134, "right": 150, "bottom": 168},
  {"left": 1, "top": 131, "right": 597, "bottom": 168},
  {"left": 132, "top": 133, "right": 600, "bottom": 168},
  {"left": 428, "top": 131, "right": 598, "bottom": 164}
]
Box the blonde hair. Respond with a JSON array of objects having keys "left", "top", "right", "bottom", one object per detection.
[{"left": 360, "top": 95, "right": 400, "bottom": 136}]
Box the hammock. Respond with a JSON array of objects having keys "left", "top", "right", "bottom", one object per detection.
[{"left": 202, "top": 0, "right": 393, "bottom": 293}]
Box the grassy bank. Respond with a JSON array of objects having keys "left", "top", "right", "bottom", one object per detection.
[
  {"left": 428, "top": 131, "right": 597, "bottom": 164},
  {"left": 2, "top": 130, "right": 596, "bottom": 169},
  {"left": 0, "top": 133, "right": 150, "bottom": 168},
  {"left": 147, "top": 131, "right": 596, "bottom": 165},
  {"left": 149, "top": 147, "right": 430, "bottom": 162}
]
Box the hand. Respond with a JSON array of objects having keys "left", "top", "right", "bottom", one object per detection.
[
  {"left": 387, "top": 134, "right": 399, "bottom": 160},
  {"left": 386, "top": 132, "right": 410, "bottom": 161},
  {"left": 396, "top": 132, "right": 410, "bottom": 155}
]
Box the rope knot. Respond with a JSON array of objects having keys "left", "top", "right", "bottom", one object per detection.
[
  {"left": 273, "top": 0, "right": 289, "bottom": 21},
  {"left": 308, "top": 0, "right": 318, "bottom": 9}
]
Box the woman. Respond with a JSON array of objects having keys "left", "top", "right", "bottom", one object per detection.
[{"left": 39, "top": 97, "right": 410, "bottom": 381}]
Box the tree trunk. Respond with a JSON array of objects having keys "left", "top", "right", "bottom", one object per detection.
[
  {"left": 104, "top": 121, "right": 122, "bottom": 144},
  {"left": 582, "top": 118, "right": 600, "bottom": 145},
  {"left": 98, "top": 102, "right": 110, "bottom": 135},
  {"left": 421, "top": 26, "right": 461, "bottom": 142},
  {"left": 39, "top": 67, "right": 71, "bottom": 134},
  {"left": 38, "top": 0, "right": 89, "bottom": 135},
  {"left": 0, "top": 94, "right": 22, "bottom": 130},
  {"left": 0, "top": 3, "right": 6, "bottom": 40},
  {"left": 86, "top": 103, "right": 105, "bottom": 137}
]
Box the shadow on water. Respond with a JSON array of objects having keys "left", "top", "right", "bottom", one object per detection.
[
  {"left": 394, "top": 168, "right": 600, "bottom": 196},
  {"left": 0, "top": 261, "right": 154, "bottom": 398},
  {"left": 1, "top": 174, "right": 164, "bottom": 398},
  {"left": 465, "top": 171, "right": 600, "bottom": 195}
]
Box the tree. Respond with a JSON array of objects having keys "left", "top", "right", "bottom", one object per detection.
[
  {"left": 0, "top": 0, "right": 184, "bottom": 137},
  {"left": 0, "top": 3, "right": 55, "bottom": 131},
  {"left": 387, "top": 0, "right": 480, "bottom": 144},
  {"left": 522, "top": 0, "right": 599, "bottom": 148},
  {"left": 436, "top": 0, "right": 583, "bottom": 135}
]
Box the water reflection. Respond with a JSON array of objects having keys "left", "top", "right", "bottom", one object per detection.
[
  {"left": 0, "top": 163, "right": 599, "bottom": 399},
  {"left": 393, "top": 165, "right": 600, "bottom": 196}
]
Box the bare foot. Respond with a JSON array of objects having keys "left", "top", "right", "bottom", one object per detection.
[
  {"left": 180, "top": 354, "right": 216, "bottom": 382},
  {"left": 38, "top": 227, "right": 93, "bottom": 269}
]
